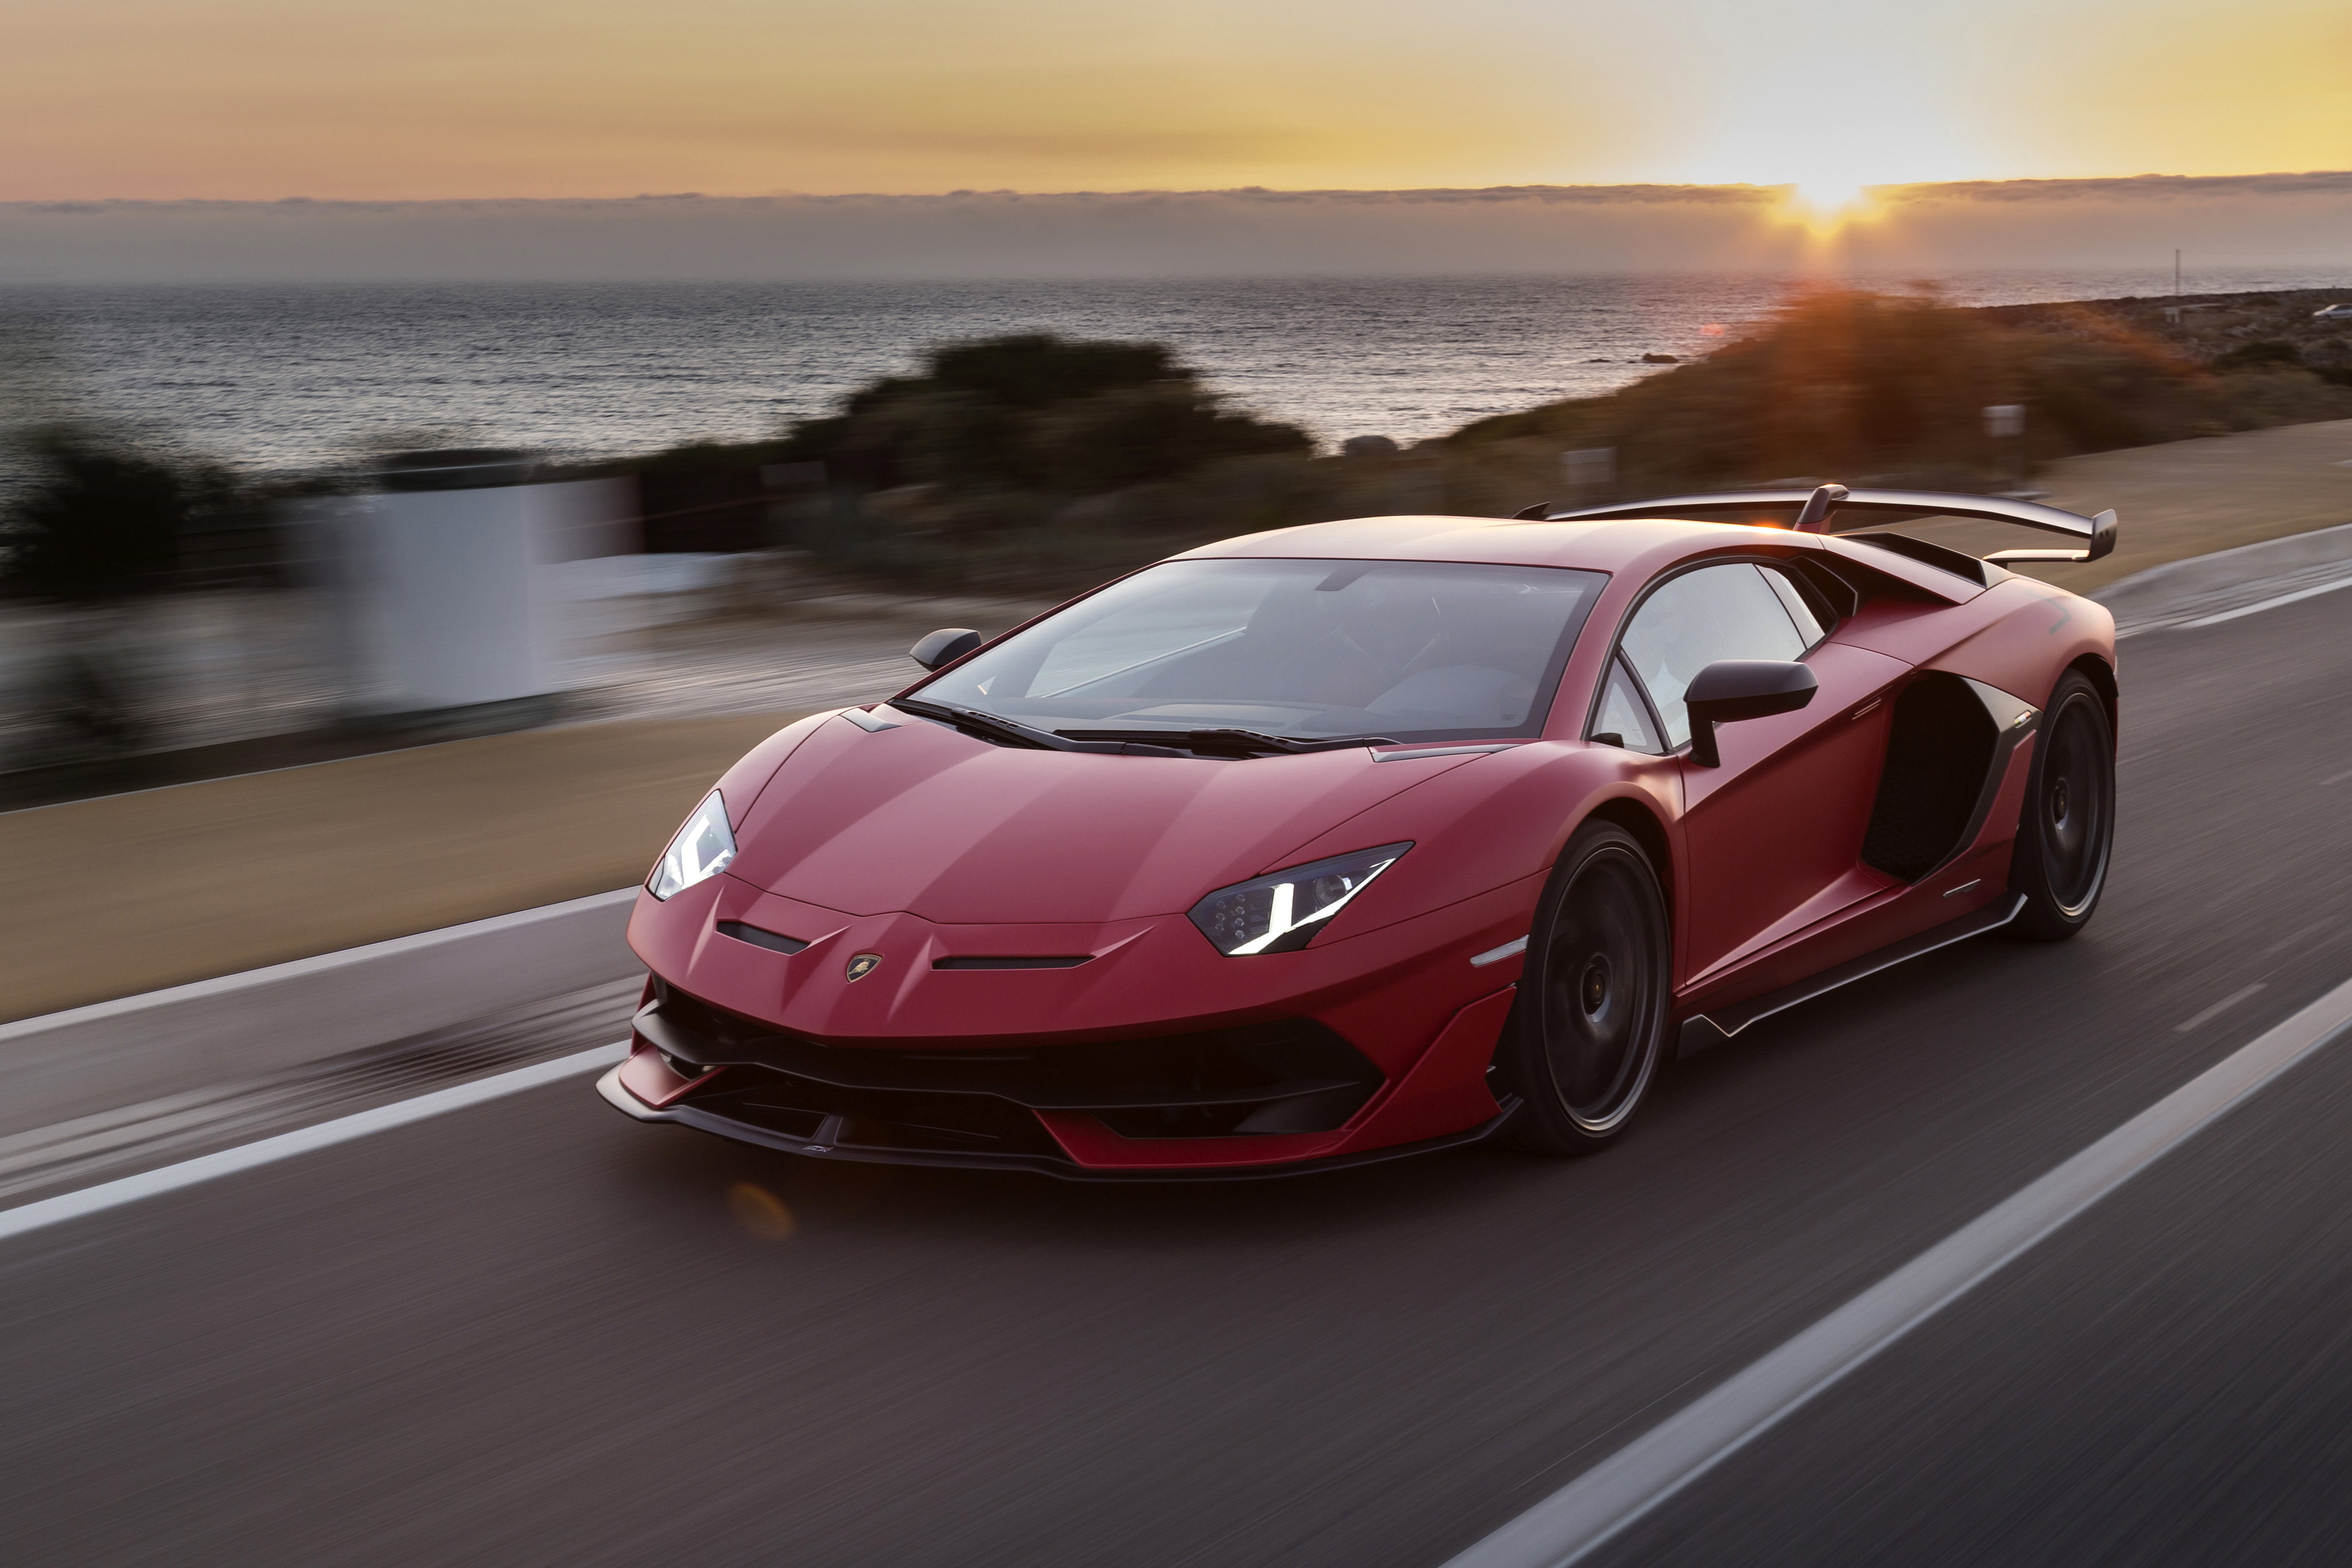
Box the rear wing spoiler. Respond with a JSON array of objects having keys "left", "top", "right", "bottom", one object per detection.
[{"left": 1515, "top": 483, "right": 2118, "bottom": 566}]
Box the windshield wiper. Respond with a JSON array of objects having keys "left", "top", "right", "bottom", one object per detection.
[
  {"left": 1057, "top": 727, "right": 1397, "bottom": 757},
  {"left": 889, "top": 698, "right": 1084, "bottom": 752}
]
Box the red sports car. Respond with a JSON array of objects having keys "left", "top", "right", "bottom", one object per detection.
[{"left": 599, "top": 485, "right": 2119, "bottom": 1177}]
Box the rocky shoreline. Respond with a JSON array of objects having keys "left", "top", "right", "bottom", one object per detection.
[{"left": 1974, "top": 286, "right": 2351, "bottom": 373}]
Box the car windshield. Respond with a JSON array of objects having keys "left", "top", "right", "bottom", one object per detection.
[{"left": 912, "top": 557, "right": 1607, "bottom": 743}]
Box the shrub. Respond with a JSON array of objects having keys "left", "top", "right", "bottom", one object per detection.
[
  {"left": 1446, "top": 289, "right": 2352, "bottom": 502},
  {"left": 772, "top": 331, "right": 1309, "bottom": 502},
  {"left": 1, "top": 426, "right": 239, "bottom": 601}
]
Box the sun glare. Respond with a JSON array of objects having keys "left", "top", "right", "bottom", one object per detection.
[
  {"left": 1785, "top": 178, "right": 1877, "bottom": 234},
  {"left": 1682, "top": 38, "right": 1976, "bottom": 242},
  {"left": 1794, "top": 179, "right": 1864, "bottom": 216}
]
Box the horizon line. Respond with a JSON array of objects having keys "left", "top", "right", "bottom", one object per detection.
[{"left": 11, "top": 169, "right": 2352, "bottom": 210}]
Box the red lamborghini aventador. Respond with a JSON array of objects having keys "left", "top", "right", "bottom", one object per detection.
[{"left": 600, "top": 484, "right": 2119, "bottom": 1178}]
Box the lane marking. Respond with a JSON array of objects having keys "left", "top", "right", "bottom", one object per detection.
[
  {"left": 2177, "top": 574, "right": 2352, "bottom": 628},
  {"left": 0, "top": 888, "right": 638, "bottom": 1045},
  {"left": 0, "top": 1043, "right": 628, "bottom": 1246},
  {"left": 1441, "top": 971, "right": 2352, "bottom": 1568},
  {"left": 2324, "top": 770, "right": 2352, "bottom": 788},
  {"left": 2175, "top": 982, "right": 2265, "bottom": 1034}
]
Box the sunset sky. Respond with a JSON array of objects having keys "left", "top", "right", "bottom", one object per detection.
[{"left": 7, "top": 0, "right": 2347, "bottom": 200}]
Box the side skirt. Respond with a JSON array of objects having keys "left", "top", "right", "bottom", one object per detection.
[{"left": 1676, "top": 893, "right": 2025, "bottom": 1058}]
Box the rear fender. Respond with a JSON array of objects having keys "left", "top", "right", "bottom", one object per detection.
[{"left": 1924, "top": 579, "right": 2117, "bottom": 710}]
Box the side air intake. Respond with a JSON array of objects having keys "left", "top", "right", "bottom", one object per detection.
[{"left": 1862, "top": 674, "right": 1999, "bottom": 881}]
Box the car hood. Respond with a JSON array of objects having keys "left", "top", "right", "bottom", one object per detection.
[{"left": 724, "top": 710, "right": 1479, "bottom": 924}]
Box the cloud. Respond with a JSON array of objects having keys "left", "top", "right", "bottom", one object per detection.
[
  {"left": 1878, "top": 170, "right": 2352, "bottom": 203},
  {"left": 2, "top": 175, "right": 2345, "bottom": 283}
]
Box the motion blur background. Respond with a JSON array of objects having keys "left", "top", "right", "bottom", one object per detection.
[{"left": 5, "top": 0, "right": 2352, "bottom": 1562}]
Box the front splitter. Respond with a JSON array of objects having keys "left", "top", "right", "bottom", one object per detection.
[{"left": 595, "top": 1063, "right": 1518, "bottom": 1182}]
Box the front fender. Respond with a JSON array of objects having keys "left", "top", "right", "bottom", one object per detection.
[{"left": 1276, "top": 741, "right": 1682, "bottom": 948}]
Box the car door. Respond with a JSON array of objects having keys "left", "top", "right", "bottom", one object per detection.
[{"left": 1610, "top": 559, "right": 1908, "bottom": 985}]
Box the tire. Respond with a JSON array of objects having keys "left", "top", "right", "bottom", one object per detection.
[
  {"left": 1497, "top": 820, "right": 1672, "bottom": 1155},
  {"left": 2008, "top": 669, "right": 2115, "bottom": 940}
]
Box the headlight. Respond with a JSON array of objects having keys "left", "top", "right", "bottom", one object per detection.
[
  {"left": 1187, "top": 843, "right": 1411, "bottom": 955},
  {"left": 648, "top": 789, "right": 737, "bottom": 900}
]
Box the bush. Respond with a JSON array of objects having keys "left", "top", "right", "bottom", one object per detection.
[
  {"left": 1031, "top": 383, "right": 1311, "bottom": 494},
  {"left": 602, "top": 292, "right": 2352, "bottom": 597},
  {"left": 0, "top": 426, "right": 253, "bottom": 762},
  {"left": 773, "top": 331, "right": 1309, "bottom": 501},
  {"left": 2212, "top": 340, "right": 2304, "bottom": 371},
  {"left": 1, "top": 426, "right": 239, "bottom": 601},
  {"left": 1445, "top": 289, "right": 2352, "bottom": 504}
]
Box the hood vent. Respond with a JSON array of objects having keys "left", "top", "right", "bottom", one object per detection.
[{"left": 715, "top": 920, "right": 810, "bottom": 955}]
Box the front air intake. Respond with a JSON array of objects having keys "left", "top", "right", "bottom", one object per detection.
[{"left": 642, "top": 981, "right": 1383, "bottom": 1149}]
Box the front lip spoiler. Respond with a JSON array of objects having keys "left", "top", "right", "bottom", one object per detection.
[
  {"left": 597, "top": 1063, "right": 675, "bottom": 1122},
  {"left": 597, "top": 1063, "right": 1521, "bottom": 1182}
]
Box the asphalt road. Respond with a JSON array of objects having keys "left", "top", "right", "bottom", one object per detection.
[{"left": 5, "top": 590, "right": 2351, "bottom": 1568}]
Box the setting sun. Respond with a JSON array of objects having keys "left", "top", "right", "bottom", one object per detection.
[
  {"left": 1773, "top": 177, "right": 1886, "bottom": 238},
  {"left": 1792, "top": 179, "right": 1867, "bottom": 219}
]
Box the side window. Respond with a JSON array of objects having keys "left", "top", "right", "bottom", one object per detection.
[
  {"left": 1592, "top": 656, "right": 1666, "bottom": 754},
  {"left": 1759, "top": 566, "right": 1827, "bottom": 647},
  {"left": 1618, "top": 564, "right": 1806, "bottom": 749}
]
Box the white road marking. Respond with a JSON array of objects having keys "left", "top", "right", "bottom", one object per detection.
[
  {"left": 0, "top": 1042, "right": 628, "bottom": 1246},
  {"left": 2175, "top": 982, "right": 2266, "bottom": 1034},
  {"left": 1440, "top": 971, "right": 2352, "bottom": 1568},
  {"left": 2177, "top": 574, "right": 2352, "bottom": 628},
  {"left": 0, "top": 888, "right": 638, "bottom": 1046},
  {"left": 2324, "top": 770, "right": 2352, "bottom": 788}
]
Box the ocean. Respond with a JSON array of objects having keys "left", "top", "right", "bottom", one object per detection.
[{"left": 6, "top": 266, "right": 2346, "bottom": 473}]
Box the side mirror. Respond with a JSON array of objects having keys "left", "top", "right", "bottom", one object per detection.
[
  {"left": 909, "top": 628, "right": 983, "bottom": 671},
  {"left": 1684, "top": 660, "right": 1817, "bottom": 767}
]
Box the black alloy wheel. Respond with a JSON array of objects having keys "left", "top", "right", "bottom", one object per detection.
[
  {"left": 1499, "top": 819, "right": 1672, "bottom": 1154},
  {"left": 2009, "top": 669, "right": 2116, "bottom": 940}
]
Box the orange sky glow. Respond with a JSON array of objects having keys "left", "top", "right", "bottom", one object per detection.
[{"left": 5, "top": 0, "right": 2347, "bottom": 202}]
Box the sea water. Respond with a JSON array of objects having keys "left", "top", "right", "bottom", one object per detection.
[{"left": 6, "top": 267, "right": 2344, "bottom": 472}]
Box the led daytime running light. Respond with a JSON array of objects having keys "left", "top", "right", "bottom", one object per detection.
[
  {"left": 1187, "top": 843, "right": 1411, "bottom": 956},
  {"left": 648, "top": 789, "right": 737, "bottom": 900}
]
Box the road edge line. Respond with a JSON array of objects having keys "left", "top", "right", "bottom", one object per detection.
[
  {"left": 1440, "top": 972, "right": 2352, "bottom": 1568},
  {"left": 2177, "top": 573, "right": 2352, "bottom": 628},
  {"left": 0, "top": 1042, "right": 629, "bottom": 1246},
  {"left": 0, "top": 888, "right": 640, "bottom": 1042}
]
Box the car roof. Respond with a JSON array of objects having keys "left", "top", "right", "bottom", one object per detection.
[{"left": 1173, "top": 514, "right": 1817, "bottom": 577}]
